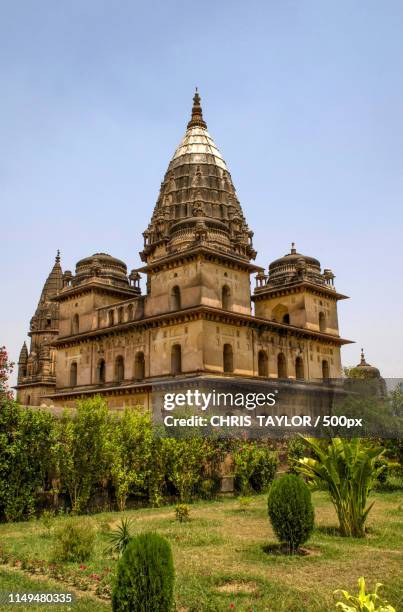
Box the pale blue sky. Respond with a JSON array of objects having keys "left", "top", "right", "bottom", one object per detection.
[{"left": 1, "top": 1, "right": 402, "bottom": 385}]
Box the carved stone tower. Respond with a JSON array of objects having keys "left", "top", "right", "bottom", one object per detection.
[{"left": 16, "top": 251, "right": 63, "bottom": 405}]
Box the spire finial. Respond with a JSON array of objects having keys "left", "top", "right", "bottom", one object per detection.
[
  {"left": 187, "top": 88, "right": 207, "bottom": 129},
  {"left": 291, "top": 242, "right": 296, "bottom": 254},
  {"left": 55, "top": 249, "right": 61, "bottom": 264},
  {"left": 360, "top": 348, "right": 366, "bottom": 365}
]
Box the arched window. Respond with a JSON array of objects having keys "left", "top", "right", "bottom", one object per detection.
[
  {"left": 118, "top": 307, "right": 124, "bottom": 324},
  {"left": 221, "top": 285, "right": 231, "bottom": 310},
  {"left": 171, "top": 286, "right": 181, "bottom": 311},
  {"left": 319, "top": 312, "right": 326, "bottom": 332},
  {"left": 295, "top": 356, "right": 304, "bottom": 380},
  {"left": 134, "top": 351, "right": 145, "bottom": 380},
  {"left": 97, "top": 359, "right": 106, "bottom": 383},
  {"left": 127, "top": 304, "right": 134, "bottom": 321},
  {"left": 171, "top": 344, "right": 182, "bottom": 375},
  {"left": 322, "top": 359, "right": 330, "bottom": 379},
  {"left": 115, "top": 355, "right": 125, "bottom": 382},
  {"left": 223, "top": 344, "right": 234, "bottom": 373},
  {"left": 72, "top": 313, "right": 79, "bottom": 334},
  {"left": 108, "top": 310, "right": 115, "bottom": 326},
  {"left": 272, "top": 304, "right": 289, "bottom": 323},
  {"left": 70, "top": 362, "right": 78, "bottom": 386},
  {"left": 258, "top": 350, "right": 268, "bottom": 377},
  {"left": 277, "top": 353, "right": 287, "bottom": 378}
]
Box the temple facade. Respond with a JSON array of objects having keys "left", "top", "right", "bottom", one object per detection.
[{"left": 16, "top": 92, "right": 352, "bottom": 409}]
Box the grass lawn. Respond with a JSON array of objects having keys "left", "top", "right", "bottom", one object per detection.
[
  {"left": 0, "top": 567, "right": 109, "bottom": 611},
  {"left": 0, "top": 491, "right": 401, "bottom": 611}
]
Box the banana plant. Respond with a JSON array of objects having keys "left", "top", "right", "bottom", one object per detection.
[{"left": 296, "top": 438, "right": 385, "bottom": 537}]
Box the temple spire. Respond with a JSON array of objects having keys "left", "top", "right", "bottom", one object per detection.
[
  {"left": 360, "top": 347, "right": 367, "bottom": 365},
  {"left": 291, "top": 242, "right": 297, "bottom": 254},
  {"left": 187, "top": 88, "right": 207, "bottom": 129}
]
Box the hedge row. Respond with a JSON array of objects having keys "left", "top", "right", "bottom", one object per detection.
[{"left": 0, "top": 396, "right": 278, "bottom": 521}]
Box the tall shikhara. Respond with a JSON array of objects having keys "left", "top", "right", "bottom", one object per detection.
[{"left": 141, "top": 90, "right": 256, "bottom": 264}]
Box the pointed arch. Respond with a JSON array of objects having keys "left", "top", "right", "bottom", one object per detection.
[
  {"left": 171, "top": 285, "right": 181, "bottom": 311},
  {"left": 277, "top": 352, "right": 287, "bottom": 379},
  {"left": 171, "top": 344, "right": 182, "bottom": 375},
  {"left": 70, "top": 362, "right": 78, "bottom": 386},
  {"left": 115, "top": 355, "right": 125, "bottom": 382},
  {"left": 319, "top": 311, "right": 326, "bottom": 332},
  {"left": 97, "top": 359, "right": 106, "bottom": 383},
  {"left": 322, "top": 359, "right": 330, "bottom": 379},
  {"left": 258, "top": 350, "right": 268, "bottom": 377},
  {"left": 295, "top": 356, "right": 304, "bottom": 380},
  {"left": 134, "top": 351, "right": 145, "bottom": 380},
  {"left": 223, "top": 344, "right": 234, "bottom": 373},
  {"left": 221, "top": 285, "right": 231, "bottom": 310}
]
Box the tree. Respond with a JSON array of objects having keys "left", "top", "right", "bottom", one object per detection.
[
  {"left": 109, "top": 409, "right": 153, "bottom": 511},
  {"left": 57, "top": 396, "right": 112, "bottom": 513},
  {"left": 0, "top": 346, "right": 14, "bottom": 401}
]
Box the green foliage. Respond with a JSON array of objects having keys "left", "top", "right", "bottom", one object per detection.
[
  {"left": 52, "top": 518, "right": 96, "bottom": 562},
  {"left": 0, "top": 399, "right": 57, "bottom": 521},
  {"left": 108, "top": 409, "right": 153, "bottom": 511},
  {"left": 238, "top": 496, "right": 253, "bottom": 511},
  {"left": 175, "top": 503, "right": 190, "bottom": 523},
  {"left": 106, "top": 517, "right": 135, "bottom": 557},
  {"left": 334, "top": 576, "right": 396, "bottom": 611},
  {"left": 287, "top": 437, "right": 306, "bottom": 474},
  {"left": 40, "top": 510, "right": 56, "bottom": 537},
  {"left": 296, "top": 437, "right": 385, "bottom": 537},
  {"left": 57, "top": 397, "right": 112, "bottom": 514},
  {"left": 234, "top": 442, "right": 278, "bottom": 494},
  {"left": 267, "top": 474, "right": 314, "bottom": 553},
  {"left": 112, "top": 532, "right": 174, "bottom": 612}
]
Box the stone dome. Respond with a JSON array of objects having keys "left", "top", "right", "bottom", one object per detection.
[
  {"left": 354, "top": 349, "right": 381, "bottom": 378},
  {"left": 141, "top": 90, "right": 255, "bottom": 263},
  {"left": 266, "top": 243, "right": 326, "bottom": 289},
  {"left": 73, "top": 253, "right": 129, "bottom": 288}
]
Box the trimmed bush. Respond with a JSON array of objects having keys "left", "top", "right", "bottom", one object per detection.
[
  {"left": 52, "top": 518, "right": 96, "bottom": 562},
  {"left": 112, "top": 532, "right": 174, "bottom": 612},
  {"left": 267, "top": 474, "right": 314, "bottom": 553}
]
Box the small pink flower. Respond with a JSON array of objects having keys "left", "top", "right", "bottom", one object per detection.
[{"left": 79, "top": 564, "right": 87, "bottom": 570}]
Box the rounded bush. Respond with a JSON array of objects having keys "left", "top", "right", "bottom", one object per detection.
[
  {"left": 112, "top": 532, "right": 174, "bottom": 612},
  {"left": 267, "top": 474, "right": 314, "bottom": 553},
  {"left": 52, "top": 518, "right": 96, "bottom": 562}
]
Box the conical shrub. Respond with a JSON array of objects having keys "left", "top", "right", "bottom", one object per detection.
[
  {"left": 112, "top": 532, "right": 174, "bottom": 611},
  {"left": 267, "top": 474, "right": 314, "bottom": 553}
]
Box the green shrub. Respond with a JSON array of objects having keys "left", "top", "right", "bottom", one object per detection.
[
  {"left": 267, "top": 474, "right": 314, "bottom": 553},
  {"left": 296, "top": 437, "right": 385, "bottom": 537},
  {"left": 112, "top": 532, "right": 174, "bottom": 612},
  {"left": 334, "top": 576, "right": 396, "bottom": 611},
  {"left": 238, "top": 496, "right": 253, "bottom": 511},
  {"left": 175, "top": 503, "right": 190, "bottom": 523},
  {"left": 41, "top": 509, "right": 56, "bottom": 537},
  {"left": 287, "top": 437, "right": 306, "bottom": 474},
  {"left": 234, "top": 443, "right": 278, "bottom": 494},
  {"left": 52, "top": 518, "right": 96, "bottom": 562}
]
